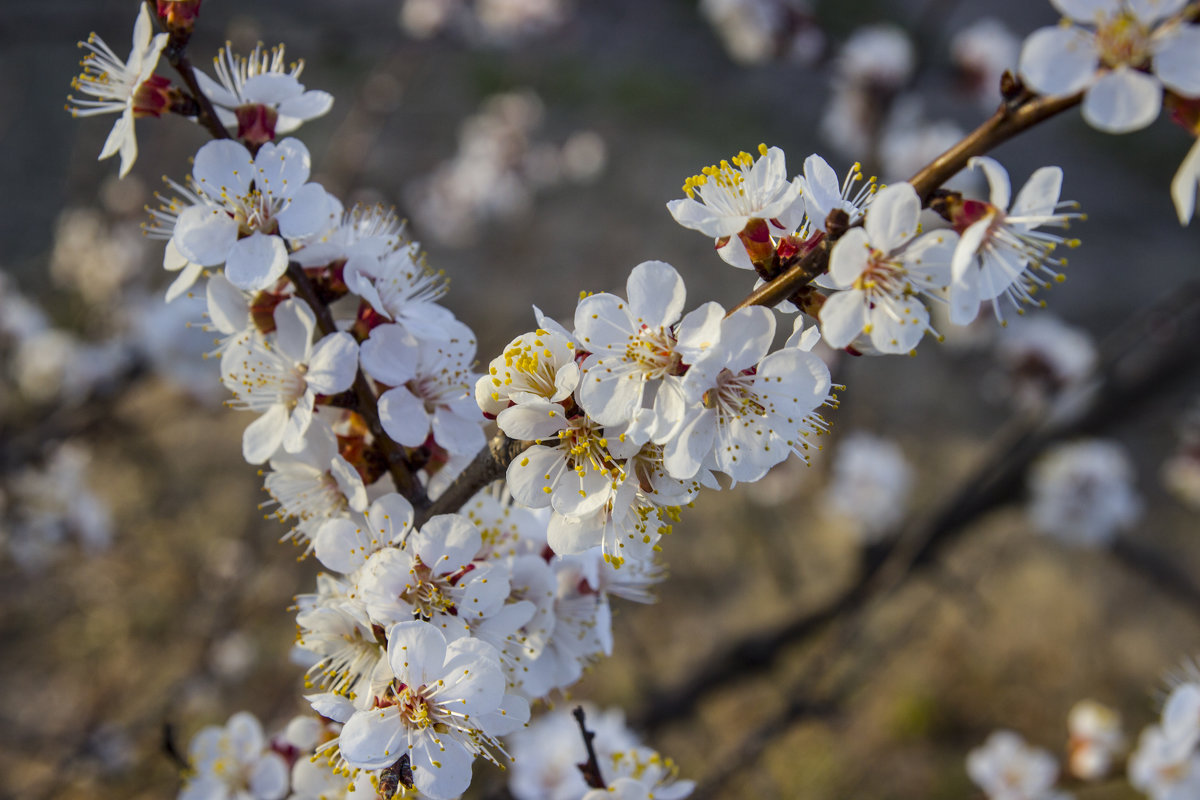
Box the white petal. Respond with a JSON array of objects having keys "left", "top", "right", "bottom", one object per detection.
[
  {"left": 1082, "top": 66, "right": 1162, "bottom": 133},
  {"left": 338, "top": 707, "right": 406, "bottom": 770},
  {"left": 864, "top": 182, "right": 920, "bottom": 252},
  {"left": 367, "top": 492, "right": 414, "bottom": 542},
  {"left": 283, "top": 392, "right": 315, "bottom": 452},
  {"left": 828, "top": 228, "right": 872, "bottom": 287},
  {"left": 330, "top": 455, "right": 368, "bottom": 512},
  {"left": 205, "top": 272, "right": 250, "bottom": 334},
  {"left": 193, "top": 67, "right": 239, "bottom": 109},
  {"left": 1019, "top": 26, "right": 1099, "bottom": 97},
  {"left": 360, "top": 324, "right": 419, "bottom": 386},
  {"left": 249, "top": 753, "right": 289, "bottom": 800},
  {"left": 666, "top": 197, "right": 742, "bottom": 238},
  {"left": 818, "top": 289, "right": 868, "bottom": 349},
  {"left": 241, "top": 72, "right": 304, "bottom": 105},
  {"left": 225, "top": 232, "right": 289, "bottom": 291},
  {"left": 718, "top": 306, "right": 775, "bottom": 372},
  {"left": 626, "top": 260, "right": 685, "bottom": 327},
  {"left": 378, "top": 387, "right": 431, "bottom": 446},
  {"left": 174, "top": 206, "right": 238, "bottom": 266},
  {"left": 416, "top": 514, "right": 481, "bottom": 576},
  {"left": 1171, "top": 137, "right": 1200, "bottom": 225},
  {"left": 1154, "top": 24, "right": 1200, "bottom": 97},
  {"left": 278, "top": 183, "right": 337, "bottom": 240},
  {"left": 1052, "top": 0, "right": 1120, "bottom": 22},
  {"left": 387, "top": 620, "right": 448, "bottom": 685},
  {"left": 869, "top": 298, "right": 929, "bottom": 354},
  {"left": 1129, "top": 0, "right": 1188, "bottom": 26},
  {"left": 253, "top": 137, "right": 311, "bottom": 198},
  {"left": 305, "top": 332, "right": 358, "bottom": 395},
  {"left": 675, "top": 301, "right": 725, "bottom": 363},
  {"left": 165, "top": 261, "right": 205, "bottom": 303},
  {"left": 432, "top": 406, "right": 486, "bottom": 455},
  {"left": 949, "top": 268, "right": 983, "bottom": 326},
  {"left": 193, "top": 139, "right": 255, "bottom": 199},
  {"left": 573, "top": 292, "right": 633, "bottom": 350},
  {"left": 243, "top": 404, "right": 288, "bottom": 464},
  {"left": 951, "top": 216, "right": 992, "bottom": 284},
  {"left": 1009, "top": 166, "right": 1063, "bottom": 221},
  {"left": 410, "top": 733, "right": 473, "bottom": 800},
  {"left": 506, "top": 445, "right": 563, "bottom": 508},
  {"left": 314, "top": 518, "right": 369, "bottom": 574},
  {"left": 969, "top": 156, "right": 1011, "bottom": 210},
  {"left": 578, "top": 366, "right": 644, "bottom": 427},
  {"left": 272, "top": 298, "right": 316, "bottom": 364},
  {"left": 496, "top": 400, "right": 569, "bottom": 441},
  {"left": 278, "top": 90, "right": 335, "bottom": 122}
]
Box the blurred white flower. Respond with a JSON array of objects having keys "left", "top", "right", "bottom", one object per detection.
[{"left": 1027, "top": 439, "right": 1141, "bottom": 547}]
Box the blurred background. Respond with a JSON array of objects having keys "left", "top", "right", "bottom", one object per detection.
[{"left": 2, "top": 0, "right": 1200, "bottom": 798}]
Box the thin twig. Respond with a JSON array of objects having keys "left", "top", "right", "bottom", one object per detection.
[{"left": 573, "top": 706, "right": 607, "bottom": 790}]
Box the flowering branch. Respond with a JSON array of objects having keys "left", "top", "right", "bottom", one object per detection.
[
  {"left": 414, "top": 432, "right": 529, "bottom": 527},
  {"left": 729, "top": 86, "right": 1084, "bottom": 315}
]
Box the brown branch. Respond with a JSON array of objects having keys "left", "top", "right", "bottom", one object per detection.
[
  {"left": 286, "top": 262, "right": 428, "bottom": 508},
  {"left": 414, "top": 434, "right": 531, "bottom": 528},
  {"left": 572, "top": 706, "right": 607, "bottom": 790},
  {"left": 728, "top": 89, "right": 1084, "bottom": 314},
  {"left": 145, "top": 0, "right": 230, "bottom": 141}
]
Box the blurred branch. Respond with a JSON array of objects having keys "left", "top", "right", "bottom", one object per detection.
[{"left": 635, "top": 280, "right": 1200, "bottom": 734}]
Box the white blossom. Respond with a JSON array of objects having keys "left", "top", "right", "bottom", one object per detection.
[
  {"left": 66, "top": 5, "right": 169, "bottom": 177},
  {"left": 1027, "top": 439, "right": 1142, "bottom": 546},
  {"left": 819, "top": 182, "right": 957, "bottom": 354},
  {"left": 1019, "top": 0, "right": 1200, "bottom": 133},
  {"left": 220, "top": 299, "right": 359, "bottom": 464}
]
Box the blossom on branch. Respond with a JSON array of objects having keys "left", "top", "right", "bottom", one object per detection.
[{"left": 66, "top": 5, "right": 170, "bottom": 178}]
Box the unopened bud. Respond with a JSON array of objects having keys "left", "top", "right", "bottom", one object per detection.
[{"left": 156, "top": 0, "right": 203, "bottom": 36}]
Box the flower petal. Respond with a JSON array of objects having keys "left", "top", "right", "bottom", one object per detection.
[
  {"left": 1082, "top": 66, "right": 1161, "bottom": 133},
  {"left": 1153, "top": 24, "right": 1200, "bottom": 97},
  {"left": 378, "top": 387, "right": 431, "bottom": 446},
  {"left": 243, "top": 404, "right": 288, "bottom": 464},
  {"left": 1019, "top": 26, "right": 1099, "bottom": 97},
  {"left": 626, "top": 261, "right": 685, "bottom": 328},
  {"left": 225, "top": 232, "right": 289, "bottom": 291},
  {"left": 194, "top": 139, "right": 255, "bottom": 199}
]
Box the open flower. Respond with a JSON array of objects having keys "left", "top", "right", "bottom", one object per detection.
[
  {"left": 196, "top": 43, "right": 334, "bottom": 144},
  {"left": 666, "top": 144, "right": 803, "bottom": 253},
  {"left": 819, "top": 181, "right": 957, "bottom": 354},
  {"left": 220, "top": 299, "right": 358, "bottom": 464},
  {"left": 1019, "top": 0, "right": 1200, "bottom": 133},
  {"left": 336, "top": 621, "right": 529, "bottom": 800},
  {"left": 947, "top": 157, "right": 1082, "bottom": 325},
  {"left": 66, "top": 5, "right": 170, "bottom": 177}
]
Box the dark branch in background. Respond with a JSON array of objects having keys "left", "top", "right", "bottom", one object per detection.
[
  {"left": 635, "top": 280, "right": 1200, "bottom": 734},
  {"left": 572, "top": 706, "right": 607, "bottom": 790},
  {"left": 286, "top": 263, "right": 428, "bottom": 508}
]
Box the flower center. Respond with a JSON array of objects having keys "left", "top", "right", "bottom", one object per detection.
[
  {"left": 702, "top": 369, "right": 765, "bottom": 420},
  {"left": 853, "top": 250, "right": 907, "bottom": 296},
  {"left": 1095, "top": 11, "right": 1151, "bottom": 70},
  {"left": 625, "top": 325, "right": 680, "bottom": 378}
]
